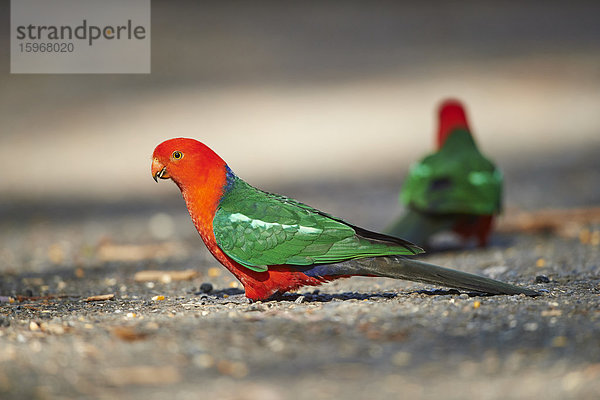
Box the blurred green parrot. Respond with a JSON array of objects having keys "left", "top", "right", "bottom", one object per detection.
[{"left": 387, "top": 99, "right": 502, "bottom": 248}]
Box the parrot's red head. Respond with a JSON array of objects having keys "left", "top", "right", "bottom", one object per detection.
[
  {"left": 151, "top": 138, "right": 227, "bottom": 193},
  {"left": 437, "top": 99, "right": 470, "bottom": 149}
]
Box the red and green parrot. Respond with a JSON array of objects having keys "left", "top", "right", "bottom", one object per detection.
[
  {"left": 151, "top": 138, "right": 533, "bottom": 301},
  {"left": 387, "top": 99, "right": 502, "bottom": 248}
]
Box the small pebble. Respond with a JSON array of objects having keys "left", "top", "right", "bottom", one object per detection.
[
  {"left": 199, "top": 282, "right": 213, "bottom": 293},
  {"left": 151, "top": 295, "right": 165, "bottom": 301},
  {"left": 535, "top": 275, "right": 550, "bottom": 283}
]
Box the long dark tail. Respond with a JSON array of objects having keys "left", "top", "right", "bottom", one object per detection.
[{"left": 330, "top": 255, "right": 539, "bottom": 296}]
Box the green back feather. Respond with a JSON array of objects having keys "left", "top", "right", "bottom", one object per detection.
[
  {"left": 214, "top": 177, "right": 423, "bottom": 272},
  {"left": 400, "top": 129, "right": 502, "bottom": 215}
]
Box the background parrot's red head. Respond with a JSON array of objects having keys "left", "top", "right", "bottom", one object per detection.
[
  {"left": 437, "top": 99, "right": 470, "bottom": 148},
  {"left": 151, "top": 138, "right": 227, "bottom": 190}
]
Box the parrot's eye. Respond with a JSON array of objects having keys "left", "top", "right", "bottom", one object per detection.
[{"left": 172, "top": 151, "right": 183, "bottom": 160}]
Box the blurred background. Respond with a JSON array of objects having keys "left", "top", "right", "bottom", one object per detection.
[{"left": 1, "top": 1, "right": 600, "bottom": 271}]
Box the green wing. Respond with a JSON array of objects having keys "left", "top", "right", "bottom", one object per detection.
[
  {"left": 400, "top": 129, "right": 502, "bottom": 215},
  {"left": 214, "top": 179, "right": 422, "bottom": 272}
]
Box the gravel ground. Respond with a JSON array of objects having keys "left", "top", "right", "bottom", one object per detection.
[
  {"left": 2, "top": 2, "right": 600, "bottom": 399},
  {"left": 1, "top": 162, "right": 599, "bottom": 400}
]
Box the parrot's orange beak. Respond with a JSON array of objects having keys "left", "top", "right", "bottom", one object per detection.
[{"left": 152, "top": 158, "right": 169, "bottom": 182}]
